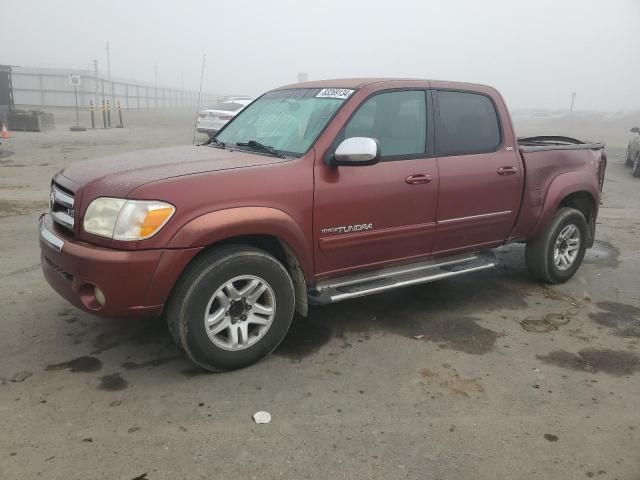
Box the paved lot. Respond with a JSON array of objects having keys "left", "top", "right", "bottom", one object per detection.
[{"left": 1, "top": 109, "right": 639, "bottom": 480}]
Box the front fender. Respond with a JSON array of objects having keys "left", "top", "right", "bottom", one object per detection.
[
  {"left": 167, "top": 207, "right": 313, "bottom": 281},
  {"left": 530, "top": 171, "right": 599, "bottom": 240}
]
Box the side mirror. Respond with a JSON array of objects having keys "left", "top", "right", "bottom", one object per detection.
[
  {"left": 631, "top": 127, "right": 640, "bottom": 133},
  {"left": 327, "top": 137, "right": 381, "bottom": 167}
]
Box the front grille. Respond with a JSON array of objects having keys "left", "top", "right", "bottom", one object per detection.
[
  {"left": 50, "top": 183, "right": 75, "bottom": 232},
  {"left": 44, "top": 256, "right": 74, "bottom": 282}
]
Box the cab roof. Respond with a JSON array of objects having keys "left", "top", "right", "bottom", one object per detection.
[{"left": 274, "top": 78, "right": 495, "bottom": 92}]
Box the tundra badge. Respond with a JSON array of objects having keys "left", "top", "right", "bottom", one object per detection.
[{"left": 321, "top": 223, "right": 373, "bottom": 234}]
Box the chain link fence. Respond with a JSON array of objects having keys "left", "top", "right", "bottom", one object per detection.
[{"left": 10, "top": 66, "right": 217, "bottom": 111}]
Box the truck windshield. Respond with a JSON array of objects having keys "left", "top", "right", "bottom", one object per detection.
[{"left": 215, "top": 88, "right": 352, "bottom": 157}]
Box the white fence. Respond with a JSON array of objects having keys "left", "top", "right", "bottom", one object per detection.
[{"left": 11, "top": 66, "right": 217, "bottom": 110}]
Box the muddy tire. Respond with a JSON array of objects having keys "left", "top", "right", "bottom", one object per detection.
[
  {"left": 165, "top": 245, "right": 295, "bottom": 372},
  {"left": 633, "top": 153, "right": 640, "bottom": 178},
  {"left": 165, "top": 309, "right": 184, "bottom": 351},
  {"left": 525, "top": 207, "right": 588, "bottom": 284}
]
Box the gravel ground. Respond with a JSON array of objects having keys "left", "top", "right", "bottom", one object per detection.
[{"left": 0, "top": 109, "right": 639, "bottom": 480}]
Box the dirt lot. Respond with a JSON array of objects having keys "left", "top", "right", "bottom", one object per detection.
[{"left": 1, "top": 109, "right": 639, "bottom": 480}]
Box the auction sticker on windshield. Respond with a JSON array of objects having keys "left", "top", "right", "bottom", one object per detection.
[{"left": 316, "top": 88, "right": 354, "bottom": 99}]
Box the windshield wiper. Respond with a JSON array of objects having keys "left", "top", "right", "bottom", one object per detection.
[
  {"left": 236, "top": 140, "right": 285, "bottom": 158},
  {"left": 203, "top": 136, "right": 225, "bottom": 148}
]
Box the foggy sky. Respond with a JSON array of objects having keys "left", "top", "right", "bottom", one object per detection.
[{"left": 2, "top": 0, "right": 639, "bottom": 111}]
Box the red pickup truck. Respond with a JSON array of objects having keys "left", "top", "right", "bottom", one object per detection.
[{"left": 40, "top": 78, "right": 607, "bottom": 371}]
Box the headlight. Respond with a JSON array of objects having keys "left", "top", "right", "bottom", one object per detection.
[{"left": 83, "top": 198, "right": 175, "bottom": 240}]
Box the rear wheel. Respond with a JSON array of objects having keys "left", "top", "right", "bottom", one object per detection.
[
  {"left": 525, "top": 207, "right": 588, "bottom": 284},
  {"left": 166, "top": 245, "right": 295, "bottom": 371},
  {"left": 632, "top": 153, "right": 640, "bottom": 177}
]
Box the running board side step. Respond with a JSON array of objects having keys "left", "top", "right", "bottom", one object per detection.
[{"left": 308, "top": 252, "right": 497, "bottom": 305}]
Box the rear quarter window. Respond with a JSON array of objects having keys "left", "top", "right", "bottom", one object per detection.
[{"left": 435, "top": 90, "right": 501, "bottom": 155}]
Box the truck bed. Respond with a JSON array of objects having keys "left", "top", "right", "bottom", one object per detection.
[
  {"left": 509, "top": 136, "right": 607, "bottom": 242},
  {"left": 518, "top": 136, "right": 605, "bottom": 153}
]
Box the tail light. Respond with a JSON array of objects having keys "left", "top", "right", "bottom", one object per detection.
[
  {"left": 198, "top": 113, "right": 206, "bottom": 118},
  {"left": 218, "top": 115, "right": 233, "bottom": 121}
]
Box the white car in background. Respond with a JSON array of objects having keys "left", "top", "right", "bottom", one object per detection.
[{"left": 197, "top": 97, "right": 252, "bottom": 137}]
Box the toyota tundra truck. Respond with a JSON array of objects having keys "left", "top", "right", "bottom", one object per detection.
[{"left": 39, "top": 78, "right": 607, "bottom": 371}]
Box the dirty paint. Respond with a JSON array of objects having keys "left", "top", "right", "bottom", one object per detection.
[{"left": 537, "top": 348, "right": 640, "bottom": 376}]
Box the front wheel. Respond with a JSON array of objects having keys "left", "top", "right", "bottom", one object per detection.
[
  {"left": 166, "top": 246, "right": 295, "bottom": 371},
  {"left": 632, "top": 154, "right": 640, "bottom": 178},
  {"left": 525, "top": 207, "right": 588, "bottom": 284}
]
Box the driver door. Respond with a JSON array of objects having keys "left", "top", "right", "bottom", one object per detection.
[{"left": 313, "top": 89, "right": 439, "bottom": 278}]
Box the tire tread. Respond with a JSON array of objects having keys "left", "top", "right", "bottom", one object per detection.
[
  {"left": 525, "top": 207, "right": 587, "bottom": 284},
  {"left": 165, "top": 245, "right": 294, "bottom": 371}
]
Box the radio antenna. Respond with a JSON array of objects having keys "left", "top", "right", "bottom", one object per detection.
[{"left": 192, "top": 54, "right": 206, "bottom": 145}]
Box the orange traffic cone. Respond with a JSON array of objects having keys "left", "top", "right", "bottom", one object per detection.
[{"left": 0, "top": 123, "right": 10, "bottom": 139}]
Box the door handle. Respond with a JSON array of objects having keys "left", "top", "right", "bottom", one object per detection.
[
  {"left": 405, "top": 174, "right": 432, "bottom": 185},
  {"left": 497, "top": 166, "right": 518, "bottom": 176}
]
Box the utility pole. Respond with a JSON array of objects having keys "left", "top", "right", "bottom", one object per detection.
[
  {"left": 105, "top": 41, "right": 111, "bottom": 80},
  {"left": 180, "top": 71, "right": 185, "bottom": 108},
  {"left": 569, "top": 92, "right": 576, "bottom": 116},
  {"left": 93, "top": 59, "right": 99, "bottom": 108},
  {"left": 154, "top": 62, "right": 159, "bottom": 110},
  {"left": 106, "top": 41, "right": 115, "bottom": 106}
]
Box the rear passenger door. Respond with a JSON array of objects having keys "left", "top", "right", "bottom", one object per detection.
[{"left": 432, "top": 90, "right": 522, "bottom": 256}]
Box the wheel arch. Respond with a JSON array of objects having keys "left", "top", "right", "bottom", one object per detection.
[
  {"left": 531, "top": 172, "right": 599, "bottom": 246},
  {"left": 164, "top": 207, "right": 312, "bottom": 316},
  {"left": 202, "top": 234, "right": 309, "bottom": 317}
]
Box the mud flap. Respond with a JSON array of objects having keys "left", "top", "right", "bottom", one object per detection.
[{"left": 586, "top": 216, "right": 596, "bottom": 248}]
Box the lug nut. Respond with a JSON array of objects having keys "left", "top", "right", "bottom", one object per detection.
[{"left": 241, "top": 314, "right": 247, "bottom": 321}]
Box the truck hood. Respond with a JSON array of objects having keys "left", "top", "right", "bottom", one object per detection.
[{"left": 57, "top": 145, "right": 289, "bottom": 198}]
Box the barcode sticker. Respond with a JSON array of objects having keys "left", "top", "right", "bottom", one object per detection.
[{"left": 316, "top": 88, "right": 354, "bottom": 99}]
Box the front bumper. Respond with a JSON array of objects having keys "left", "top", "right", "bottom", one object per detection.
[{"left": 39, "top": 214, "right": 200, "bottom": 319}]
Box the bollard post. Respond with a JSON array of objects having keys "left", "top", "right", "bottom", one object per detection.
[
  {"left": 106, "top": 100, "right": 112, "bottom": 128},
  {"left": 90, "top": 100, "right": 96, "bottom": 129},
  {"left": 102, "top": 100, "right": 107, "bottom": 129},
  {"left": 116, "top": 100, "right": 124, "bottom": 128}
]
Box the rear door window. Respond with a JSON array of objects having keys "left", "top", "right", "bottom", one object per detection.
[
  {"left": 343, "top": 90, "right": 427, "bottom": 157},
  {"left": 435, "top": 91, "right": 501, "bottom": 155}
]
